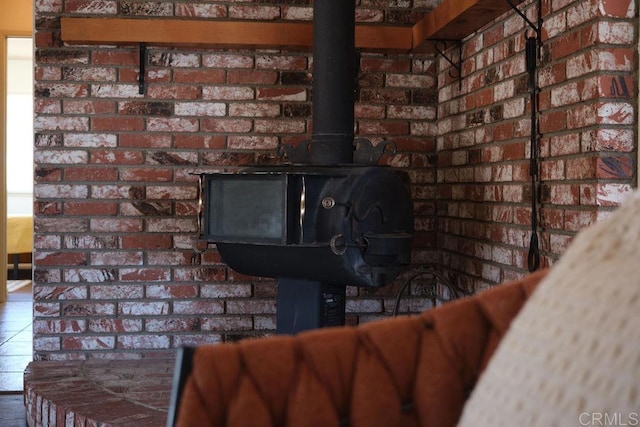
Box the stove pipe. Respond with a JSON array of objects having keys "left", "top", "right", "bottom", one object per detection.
[{"left": 308, "top": 0, "right": 357, "bottom": 165}]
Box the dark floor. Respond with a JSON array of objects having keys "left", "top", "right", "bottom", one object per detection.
[
  {"left": 1, "top": 278, "right": 32, "bottom": 425},
  {"left": 0, "top": 393, "right": 27, "bottom": 426}
]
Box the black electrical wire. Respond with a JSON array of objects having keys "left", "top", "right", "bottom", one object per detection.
[
  {"left": 526, "top": 36, "right": 540, "bottom": 272},
  {"left": 392, "top": 267, "right": 471, "bottom": 317}
]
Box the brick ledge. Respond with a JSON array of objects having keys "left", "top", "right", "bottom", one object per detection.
[{"left": 24, "top": 359, "right": 174, "bottom": 426}]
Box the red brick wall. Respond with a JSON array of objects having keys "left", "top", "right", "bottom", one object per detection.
[
  {"left": 32, "top": 1, "right": 440, "bottom": 359},
  {"left": 32, "top": 0, "right": 637, "bottom": 359},
  {"left": 436, "top": 0, "right": 637, "bottom": 290}
]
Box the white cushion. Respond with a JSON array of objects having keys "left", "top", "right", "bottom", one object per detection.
[{"left": 458, "top": 190, "right": 640, "bottom": 426}]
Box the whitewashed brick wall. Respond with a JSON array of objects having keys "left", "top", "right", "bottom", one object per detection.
[
  {"left": 32, "top": 0, "right": 637, "bottom": 359},
  {"left": 436, "top": 0, "right": 637, "bottom": 288},
  {"left": 33, "top": 0, "right": 441, "bottom": 359}
]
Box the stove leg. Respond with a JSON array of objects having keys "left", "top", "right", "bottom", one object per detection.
[{"left": 276, "top": 278, "right": 346, "bottom": 334}]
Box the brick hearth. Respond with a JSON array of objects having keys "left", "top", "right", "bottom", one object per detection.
[{"left": 24, "top": 359, "right": 174, "bottom": 426}]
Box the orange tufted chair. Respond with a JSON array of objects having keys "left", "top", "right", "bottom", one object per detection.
[{"left": 168, "top": 269, "right": 547, "bottom": 427}]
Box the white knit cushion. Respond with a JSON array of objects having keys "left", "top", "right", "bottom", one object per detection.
[{"left": 458, "top": 190, "right": 640, "bottom": 427}]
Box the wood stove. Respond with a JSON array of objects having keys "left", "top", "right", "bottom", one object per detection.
[
  {"left": 198, "top": 0, "right": 414, "bottom": 333},
  {"left": 202, "top": 166, "right": 412, "bottom": 286}
]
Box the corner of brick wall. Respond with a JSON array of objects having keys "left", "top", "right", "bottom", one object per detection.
[{"left": 435, "top": 0, "right": 637, "bottom": 291}]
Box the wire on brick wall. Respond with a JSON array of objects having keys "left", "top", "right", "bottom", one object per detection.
[
  {"left": 506, "top": 0, "right": 543, "bottom": 272},
  {"left": 526, "top": 35, "right": 541, "bottom": 272},
  {"left": 392, "top": 265, "right": 472, "bottom": 317}
]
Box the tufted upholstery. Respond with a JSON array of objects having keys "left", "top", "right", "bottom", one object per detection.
[{"left": 173, "top": 269, "right": 547, "bottom": 427}]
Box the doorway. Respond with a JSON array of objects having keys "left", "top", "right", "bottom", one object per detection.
[
  {"left": 1, "top": 36, "right": 33, "bottom": 302},
  {"left": 7, "top": 37, "right": 34, "bottom": 217}
]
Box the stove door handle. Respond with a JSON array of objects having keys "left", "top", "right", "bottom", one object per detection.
[
  {"left": 299, "top": 176, "right": 306, "bottom": 243},
  {"left": 197, "top": 173, "right": 204, "bottom": 236}
]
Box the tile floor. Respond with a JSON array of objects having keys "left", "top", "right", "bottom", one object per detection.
[
  {"left": 0, "top": 282, "right": 174, "bottom": 426},
  {"left": 0, "top": 281, "right": 31, "bottom": 426},
  {"left": 0, "top": 281, "right": 33, "bottom": 393}
]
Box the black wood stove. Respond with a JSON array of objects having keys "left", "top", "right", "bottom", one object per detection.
[{"left": 198, "top": 0, "right": 414, "bottom": 334}]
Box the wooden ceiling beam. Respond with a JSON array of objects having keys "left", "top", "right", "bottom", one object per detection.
[
  {"left": 60, "top": 18, "right": 314, "bottom": 50},
  {"left": 61, "top": 17, "right": 414, "bottom": 53},
  {"left": 412, "top": 0, "right": 526, "bottom": 52},
  {"left": 60, "top": 0, "right": 527, "bottom": 54}
]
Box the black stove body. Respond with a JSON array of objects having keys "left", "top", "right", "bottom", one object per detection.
[
  {"left": 199, "top": 0, "right": 414, "bottom": 333},
  {"left": 201, "top": 166, "right": 413, "bottom": 332},
  {"left": 203, "top": 167, "right": 412, "bottom": 287}
]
